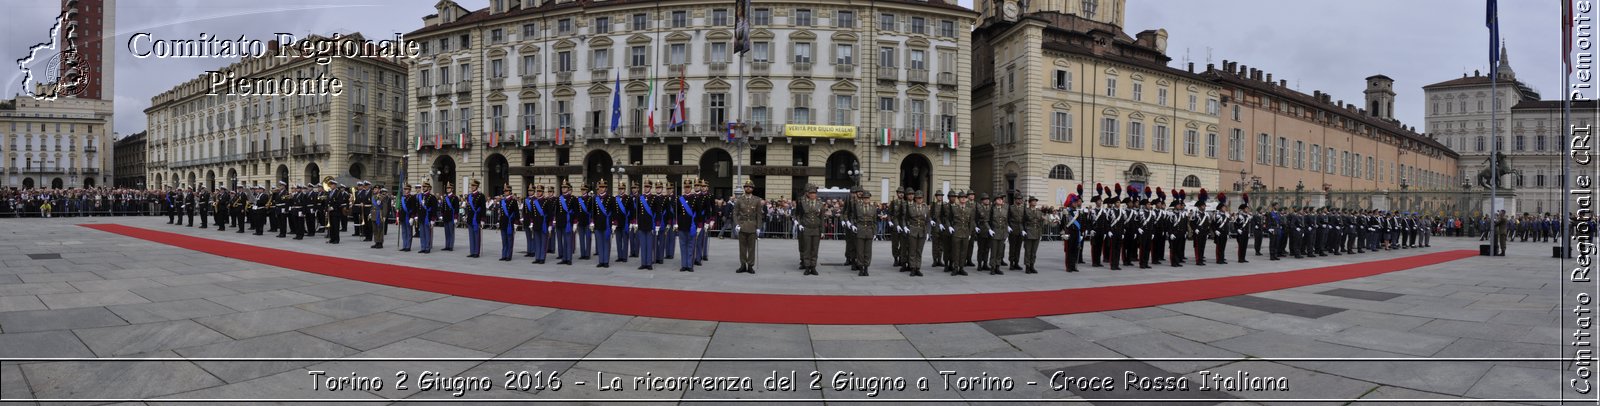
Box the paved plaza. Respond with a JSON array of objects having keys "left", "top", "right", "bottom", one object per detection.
[{"left": 0, "top": 217, "right": 1570, "bottom": 404}]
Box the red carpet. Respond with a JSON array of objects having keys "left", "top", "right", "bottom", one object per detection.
[{"left": 84, "top": 224, "right": 1477, "bottom": 325}]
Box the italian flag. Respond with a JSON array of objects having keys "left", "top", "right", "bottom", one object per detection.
[
  {"left": 555, "top": 127, "right": 566, "bottom": 145},
  {"left": 458, "top": 132, "right": 468, "bottom": 148},
  {"left": 434, "top": 134, "right": 443, "bottom": 149},
  {"left": 880, "top": 128, "right": 893, "bottom": 146},
  {"left": 417, "top": 135, "right": 424, "bottom": 151},
  {"left": 522, "top": 129, "right": 532, "bottom": 146},
  {"left": 947, "top": 131, "right": 961, "bottom": 149}
]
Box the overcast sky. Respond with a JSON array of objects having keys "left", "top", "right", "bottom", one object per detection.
[{"left": 0, "top": 0, "right": 1568, "bottom": 138}]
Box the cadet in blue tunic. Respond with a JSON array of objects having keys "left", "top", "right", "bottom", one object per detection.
[
  {"left": 464, "top": 180, "right": 487, "bottom": 258},
  {"left": 496, "top": 188, "right": 519, "bottom": 261}
]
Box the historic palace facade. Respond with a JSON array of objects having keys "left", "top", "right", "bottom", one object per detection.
[
  {"left": 144, "top": 34, "right": 409, "bottom": 190},
  {"left": 406, "top": 0, "right": 975, "bottom": 200}
]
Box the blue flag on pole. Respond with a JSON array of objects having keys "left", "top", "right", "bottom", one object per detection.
[
  {"left": 610, "top": 71, "right": 622, "bottom": 134},
  {"left": 1487, "top": 0, "right": 1499, "bottom": 77}
]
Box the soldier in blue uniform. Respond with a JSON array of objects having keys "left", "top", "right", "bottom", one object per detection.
[
  {"left": 556, "top": 181, "right": 576, "bottom": 265},
  {"left": 614, "top": 182, "right": 631, "bottom": 263},
  {"left": 521, "top": 184, "right": 539, "bottom": 258},
  {"left": 594, "top": 180, "right": 615, "bottom": 268},
  {"left": 577, "top": 184, "right": 594, "bottom": 260},
  {"left": 496, "top": 188, "right": 519, "bottom": 261},
  {"left": 398, "top": 184, "right": 415, "bottom": 252},
  {"left": 417, "top": 182, "right": 436, "bottom": 254},
  {"left": 440, "top": 182, "right": 459, "bottom": 252},
  {"left": 676, "top": 179, "right": 699, "bottom": 272},
  {"left": 635, "top": 181, "right": 658, "bottom": 270},
  {"left": 465, "top": 180, "right": 487, "bottom": 258}
]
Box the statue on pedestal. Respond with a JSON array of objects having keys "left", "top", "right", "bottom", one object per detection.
[{"left": 1476, "top": 152, "right": 1515, "bottom": 190}]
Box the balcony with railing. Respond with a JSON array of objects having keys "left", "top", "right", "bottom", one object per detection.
[
  {"left": 556, "top": 71, "right": 573, "bottom": 85},
  {"left": 907, "top": 69, "right": 929, "bottom": 84},
  {"left": 877, "top": 67, "right": 899, "bottom": 81},
  {"left": 272, "top": 149, "right": 287, "bottom": 159},
  {"left": 455, "top": 81, "right": 471, "bottom": 94},
  {"left": 83, "top": 168, "right": 99, "bottom": 174},
  {"left": 318, "top": 103, "right": 331, "bottom": 113},
  {"left": 835, "top": 64, "right": 856, "bottom": 77},
  {"left": 793, "top": 62, "right": 813, "bottom": 77},
  {"left": 521, "top": 73, "right": 539, "bottom": 87},
  {"left": 489, "top": 78, "right": 505, "bottom": 91},
  {"left": 84, "top": 145, "right": 97, "bottom": 153},
  {"left": 708, "top": 62, "right": 728, "bottom": 76},
  {"left": 590, "top": 68, "right": 611, "bottom": 81},
  {"left": 883, "top": 127, "right": 951, "bottom": 148},
  {"left": 415, "top": 86, "right": 431, "bottom": 98},
  {"left": 352, "top": 104, "right": 366, "bottom": 114},
  {"left": 938, "top": 72, "right": 955, "bottom": 86},
  {"left": 752, "top": 61, "right": 770, "bottom": 76},
  {"left": 628, "top": 66, "right": 649, "bottom": 80},
  {"left": 348, "top": 144, "right": 376, "bottom": 154},
  {"left": 435, "top": 84, "right": 450, "bottom": 95}
]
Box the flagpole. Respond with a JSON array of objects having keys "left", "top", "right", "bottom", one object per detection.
[
  {"left": 1486, "top": 1, "right": 1499, "bottom": 253},
  {"left": 1562, "top": 0, "right": 1573, "bottom": 258}
]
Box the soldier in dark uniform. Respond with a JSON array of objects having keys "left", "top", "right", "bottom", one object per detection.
[
  {"left": 465, "top": 180, "right": 487, "bottom": 258},
  {"left": 165, "top": 187, "right": 177, "bottom": 224},
  {"left": 1061, "top": 190, "right": 1083, "bottom": 272},
  {"left": 1252, "top": 198, "right": 1267, "bottom": 256},
  {"left": 1007, "top": 191, "right": 1026, "bottom": 271},
  {"left": 440, "top": 183, "right": 459, "bottom": 251},
  {"left": 673, "top": 180, "right": 697, "bottom": 272},
  {"left": 353, "top": 182, "right": 370, "bottom": 240},
  {"left": 734, "top": 180, "right": 765, "bottom": 274},
  {"left": 634, "top": 182, "right": 657, "bottom": 270},
  {"left": 398, "top": 184, "right": 415, "bottom": 252},
  {"left": 302, "top": 184, "right": 318, "bottom": 238},
  {"left": 1169, "top": 190, "right": 1188, "bottom": 267},
  {"left": 929, "top": 190, "right": 947, "bottom": 269},
  {"left": 974, "top": 193, "right": 992, "bottom": 271},
  {"left": 1087, "top": 185, "right": 1104, "bottom": 268},
  {"left": 232, "top": 185, "right": 248, "bottom": 234},
  {"left": 613, "top": 182, "right": 632, "bottom": 263},
  {"left": 251, "top": 185, "right": 270, "bottom": 235},
  {"left": 1191, "top": 189, "right": 1211, "bottom": 266},
  {"left": 852, "top": 190, "right": 878, "bottom": 275},
  {"left": 182, "top": 187, "right": 196, "bottom": 227},
  {"left": 889, "top": 188, "right": 904, "bottom": 270},
  {"left": 1234, "top": 195, "right": 1252, "bottom": 263},
  {"left": 577, "top": 184, "right": 594, "bottom": 260},
  {"left": 556, "top": 182, "right": 575, "bottom": 265},
  {"left": 1148, "top": 188, "right": 1167, "bottom": 265},
  {"left": 594, "top": 180, "right": 615, "bottom": 268},
  {"left": 197, "top": 187, "right": 211, "bottom": 229},
  {"left": 1267, "top": 203, "right": 1286, "bottom": 260},
  {"left": 695, "top": 180, "right": 713, "bottom": 264},
  {"left": 1102, "top": 190, "right": 1122, "bottom": 271},
  {"left": 417, "top": 182, "right": 437, "bottom": 254},
  {"left": 1213, "top": 193, "right": 1230, "bottom": 265},
  {"left": 525, "top": 185, "right": 548, "bottom": 263},
  {"left": 1021, "top": 195, "right": 1043, "bottom": 274},
  {"left": 496, "top": 188, "right": 519, "bottom": 261},
  {"left": 288, "top": 184, "right": 305, "bottom": 240},
  {"left": 949, "top": 191, "right": 973, "bottom": 276},
  {"left": 844, "top": 187, "right": 859, "bottom": 266},
  {"left": 327, "top": 181, "right": 348, "bottom": 244}
]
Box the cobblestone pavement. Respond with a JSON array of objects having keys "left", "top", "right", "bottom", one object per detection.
[{"left": 0, "top": 217, "right": 1567, "bottom": 404}]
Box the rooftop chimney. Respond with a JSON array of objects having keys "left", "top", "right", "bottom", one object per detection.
[
  {"left": 1188, "top": 62, "right": 1195, "bottom": 73},
  {"left": 1266, "top": 73, "right": 1273, "bottom": 83},
  {"left": 1206, "top": 63, "right": 1214, "bottom": 72},
  {"left": 1279, "top": 79, "right": 1287, "bottom": 88}
]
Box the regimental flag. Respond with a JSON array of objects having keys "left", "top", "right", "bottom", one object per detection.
[
  {"left": 947, "top": 131, "right": 961, "bottom": 149},
  {"left": 1565, "top": 0, "right": 1575, "bottom": 73},
  {"left": 417, "top": 135, "right": 424, "bottom": 151},
  {"left": 1487, "top": 0, "right": 1499, "bottom": 77},
  {"left": 645, "top": 69, "right": 658, "bottom": 135},
  {"left": 733, "top": 0, "right": 752, "bottom": 54},
  {"left": 914, "top": 128, "right": 926, "bottom": 147},
  {"left": 555, "top": 127, "right": 566, "bottom": 145},
  {"left": 459, "top": 132, "right": 468, "bottom": 148},
  {"left": 879, "top": 128, "right": 893, "bottom": 146},
  {"left": 434, "top": 134, "right": 443, "bottom": 150},
  {"left": 522, "top": 128, "right": 533, "bottom": 146},
  {"left": 670, "top": 71, "right": 688, "bottom": 129},
  {"left": 610, "top": 70, "right": 623, "bottom": 134},
  {"left": 727, "top": 121, "right": 737, "bottom": 142},
  {"left": 488, "top": 131, "right": 499, "bottom": 147}
]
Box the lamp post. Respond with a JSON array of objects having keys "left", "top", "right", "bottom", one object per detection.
[
  {"left": 847, "top": 161, "right": 862, "bottom": 189},
  {"left": 610, "top": 165, "right": 626, "bottom": 192},
  {"left": 731, "top": 121, "right": 764, "bottom": 196},
  {"left": 1399, "top": 177, "right": 1409, "bottom": 212}
]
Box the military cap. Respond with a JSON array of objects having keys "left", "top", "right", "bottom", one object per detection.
[
  {"left": 597, "top": 179, "right": 608, "bottom": 188},
  {"left": 1028, "top": 195, "right": 1038, "bottom": 202},
  {"left": 561, "top": 181, "right": 572, "bottom": 189},
  {"left": 421, "top": 181, "right": 432, "bottom": 188},
  {"left": 697, "top": 179, "right": 708, "bottom": 187},
  {"left": 806, "top": 185, "right": 819, "bottom": 193},
  {"left": 934, "top": 190, "right": 944, "bottom": 196},
  {"left": 979, "top": 192, "right": 989, "bottom": 200},
  {"left": 743, "top": 179, "right": 754, "bottom": 188}
]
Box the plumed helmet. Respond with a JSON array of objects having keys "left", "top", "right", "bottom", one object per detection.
[{"left": 1197, "top": 188, "right": 1209, "bottom": 204}]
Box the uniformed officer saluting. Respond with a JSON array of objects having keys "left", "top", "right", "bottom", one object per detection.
[{"left": 733, "top": 179, "right": 765, "bottom": 274}]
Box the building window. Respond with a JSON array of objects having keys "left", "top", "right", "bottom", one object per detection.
[
  {"left": 1105, "top": 76, "right": 1117, "bottom": 97},
  {"left": 1366, "top": 156, "right": 1375, "bottom": 180},
  {"left": 591, "top": 17, "right": 610, "bottom": 34},
  {"left": 630, "top": 46, "right": 647, "bottom": 67},
  {"left": 632, "top": 13, "right": 648, "bottom": 30},
  {"left": 523, "top": 23, "right": 538, "bottom": 39},
  {"left": 880, "top": 47, "right": 898, "bottom": 68},
  {"left": 1182, "top": 175, "right": 1200, "bottom": 188},
  {"left": 1275, "top": 136, "right": 1287, "bottom": 166},
  {"left": 492, "top": 105, "right": 506, "bottom": 134},
  {"left": 752, "top": 42, "right": 770, "bottom": 62},
  {"left": 1127, "top": 121, "right": 1143, "bottom": 149},
  {"left": 1291, "top": 141, "right": 1303, "bottom": 169},
  {"left": 1207, "top": 99, "right": 1219, "bottom": 115},
  {"left": 795, "top": 9, "right": 813, "bottom": 26},
  {"left": 910, "top": 17, "right": 926, "bottom": 34},
  {"left": 1188, "top": 95, "right": 1198, "bottom": 112},
  {"left": 836, "top": 10, "right": 856, "bottom": 28},
  {"left": 1183, "top": 130, "right": 1199, "bottom": 156},
  {"left": 832, "top": 95, "right": 854, "bottom": 125},
  {"left": 940, "top": 20, "right": 956, "bottom": 37},
  {"left": 1101, "top": 117, "right": 1118, "bottom": 146},
  {"left": 792, "top": 42, "right": 813, "bottom": 63},
  {"left": 558, "top": 18, "right": 572, "bottom": 34},
  {"left": 1131, "top": 82, "right": 1143, "bottom": 101},
  {"left": 710, "top": 42, "right": 728, "bottom": 63},
  {"left": 671, "top": 11, "right": 688, "bottom": 27},
  {"left": 1206, "top": 132, "right": 1217, "bottom": 158},
  {"left": 1158, "top": 87, "right": 1168, "bottom": 106},
  {"left": 1536, "top": 173, "right": 1546, "bottom": 187},
  {"left": 879, "top": 13, "right": 896, "bottom": 31},
  {"left": 1514, "top": 135, "right": 1525, "bottom": 151},
  {"left": 1051, "top": 111, "right": 1072, "bottom": 142},
  {"left": 754, "top": 8, "right": 771, "bottom": 25},
  {"left": 1256, "top": 133, "right": 1269, "bottom": 164},
  {"left": 522, "top": 103, "right": 537, "bottom": 131},
  {"left": 557, "top": 51, "right": 573, "bottom": 71},
  {"left": 491, "top": 58, "right": 505, "bottom": 78},
  {"left": 1054, "top": 69, "right": 1071, "bottom": 90},
  {"left": 1153, "top": 124, "right": 1169, "bottom": 152},
  {"left": 835, "top": 44, "right": 855, "bottom": 65},
  {"left": 1082, "top": 0, "right": 1099, "bottom": 19},
  {"left": 712, "top": 9, "right": 728, "bottom": 25},
  {"left": 669, "top": 43, "right": 687, "bottom": 65},
  {"left": 1228, "top": 129, "right": 1243, "bottom": 161},
  {"left": 491, "top": 28, "right": 504, "bottom": 43},
  {"left": 1536, "top": 135, "right": 1547, "bottom": 151},
  {"left": 1232, "top": 105, "right": 1240, "bottom": 121},
  {"left": 708, "top": 93, "right": 727, "bottom": 127},
  {"left": 1048, "top": 165, "right": 1074, "bottom": 180},
  {"left": 1309, "top": 144, "right": 1321, "bottom": 171},
  {"left": 1326, "top": 149, "right": 1336, "bottom": 174}
]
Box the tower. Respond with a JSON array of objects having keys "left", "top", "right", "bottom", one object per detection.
[
  {"left": 58, "top": 0, "right": 114, "bottom": 100},
  {"left": 1495, "top": 46, "right": 1515, "bottom": 81},
  {"left": 1364, "top": 74, "right": 1395, "bottom": 121},
  {"left": 1005, "top": 0, "right": 1126, "bottom": 28}
]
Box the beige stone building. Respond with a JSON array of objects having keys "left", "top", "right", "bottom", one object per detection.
[
  {"left": 406, "top": 0, "right": 975, "bottom": 200},
  {"left": 145, "top": 34, "right": 409, "bottom": 190},
  {"left": 2, "top": 96, "right": 115, "bottom": 189},
  {"left": 1424, "top": 49, "right": 1564, "bottom": 215},
  {"left": 971, "top": 0, "right": 1221, "bottom": 203},
  {"left": 1205, "top": 62, "right": 1459, "bottom": 210}
]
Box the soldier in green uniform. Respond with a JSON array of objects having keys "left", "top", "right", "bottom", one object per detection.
[
  {"left": 852, "top": 190, "right": 878, "bottom": 276},
  {"left": 987, "top": 193, "right": 1009, "bottom": 275},
  {"left": 796, "top": 184, "right": 824, "bottom": 275},
  {"left": 734, "top": 180, "right": 765, "bottom": 273},
  {"left": 1493, "top": 210, "right": 1508, "bottom": 255},
  {"left": 844, "top": 187, "right": 860, "bottom": 266},
  {"left": 1007, "top": 191, "right": 1025, "bottom": 271},
  {"left": 949, "top": 191, "right": 973, "bottom": 276},
  {"left": 1022, "top": 196, "right": 1043, "bottom": 273},
  {"left": 904, "top": 192, "right": 929, "bottom": 277},
  {"left": 975, "top": 193, "right": 992, "bottom": 271},
  {"left": 891, "top": 188, "right": 905, "bottom": 270}
]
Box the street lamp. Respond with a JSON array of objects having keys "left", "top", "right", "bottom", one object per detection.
[
  {"left": 847, "top": 161, "right": 862, "bottom": 189},
  {"left": 1295, "top": 180, "right": 1304, "bottom": 207},
  {"left": 1399, "top": 177, "right": 1410, "bottom": 212}
]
